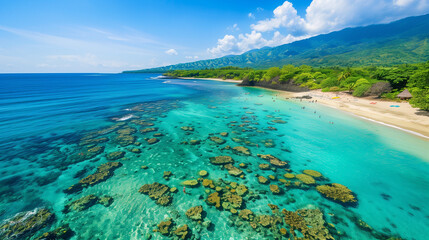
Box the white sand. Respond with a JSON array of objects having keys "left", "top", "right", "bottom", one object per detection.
[{"left": 282, "top": 90, "right": 429, "bottom": 139}]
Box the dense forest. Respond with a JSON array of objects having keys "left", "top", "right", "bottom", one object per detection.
[{"left": 164, "top": 62, "right": 429, "bottom": 110}]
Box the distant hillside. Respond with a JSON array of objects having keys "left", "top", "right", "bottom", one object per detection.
[{"left": 124, "top": 14, "right": 429, "bottom": 73}]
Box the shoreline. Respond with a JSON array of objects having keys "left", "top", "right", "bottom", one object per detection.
[
  {"left": 177, "top": 77, "right": 429, "bottom": 139},
  {"left": 276, "top": 89, "right": 429, "bottom": 140}
]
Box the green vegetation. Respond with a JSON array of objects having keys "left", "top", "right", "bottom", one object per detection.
[
  {"left": 165, "top": 62, "right": 429, "bottom": 111},
  {"left": 125, "top": 14, "right": 429, "bottom": 73}
]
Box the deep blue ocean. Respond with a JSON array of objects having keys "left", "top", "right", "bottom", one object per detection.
[{"left": 0, "top": 73, "right": 428, "bottom": 239}]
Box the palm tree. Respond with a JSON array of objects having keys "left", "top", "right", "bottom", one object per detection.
[{"left": 337, "top": 71, "right": 351, "bottom": 83}]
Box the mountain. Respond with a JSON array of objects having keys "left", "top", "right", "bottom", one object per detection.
[{"left": 124, "top": 14, "right": 429, "bottom": 73}]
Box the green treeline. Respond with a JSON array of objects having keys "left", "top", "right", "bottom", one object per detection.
[{"left": 164, "top": 62, "right": 429, "bottom": 110}]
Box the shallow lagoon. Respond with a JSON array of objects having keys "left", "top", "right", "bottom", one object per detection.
[{"left": 0, "top": 74, "right": 428, "bottom": 239}]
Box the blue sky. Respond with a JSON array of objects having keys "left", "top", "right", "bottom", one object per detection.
[{"left": 0, "top": 0, "right": 428, "bottom": 73}]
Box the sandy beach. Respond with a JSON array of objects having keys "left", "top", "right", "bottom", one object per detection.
[{"left": 279, "top": 89, "right": 429, "bottom": 139}]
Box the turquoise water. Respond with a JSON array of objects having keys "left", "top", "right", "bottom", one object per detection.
[{"left": 0, "top": 73, "right": 428, "bottom": 239}]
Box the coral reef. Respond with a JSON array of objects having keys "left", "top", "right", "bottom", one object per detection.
[
  {"left": 209, "top": 156, "right": 234, "bottom": 165},
  {"left": 206, "top": 192, "right": 221, "bottom": 208},
  {"left": 258, "top": 176, "right": 269, "bottom": 184},
  {"left": 270, "top": 184, "right": 281, "bottom": 194},
  {"left": 186, "top": 206, "right": 204, "bottom": 221},
  {"left": 182, "top": 180, "right": 199, "bottom": 187},
  {"left": 232, "top": 146, "right": 251, "bottom": 156},
  {"left": 65, "top": 162, "right": 122, "bottom": 193},
  {"left": 316, "top": 183, "right": 357, "bottom": 204},
  {"left": 35, "top": 224, "right": 74, "bottom": 240},
  {"left": 257, "top": 154, "right": 288, "bottom": 168},
  {"left": 296, "top": 174, "right": 316, "bottom": 185},
  {"left": 106, "top": 151, "right": 125, "bottom": 160},
  {"left": 0, "top": 208, "right": 55, "bottom": 239},
  {"left": 139, "top": 182, "right": 173, "bottom": 206},
  {"left": 209, "top": 136, "right": 226, "bottom": 144},
  {"left": 303, "top": 170, "right": 323, "bottom": 178}
]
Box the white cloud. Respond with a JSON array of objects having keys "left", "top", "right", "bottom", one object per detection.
[
  {"left": 165, "top": 49, "right": 178, "bottom": 55},
  {"left": 248, "top": 13, "right": 255, "bottom": 19},
  {"left": 185, "top": 56, "right": 199, "bottom": 59},
  {"left": 208, "top": 31, "right": 307, "bottom": 57},
  {"left": 207, "top": 35, "right": 239, "bottom": 56},
  {"left": 227, "top": 23, "right": 240, "bottom": 31},
  {"left": 208, "top": 0, "right": 429, "bottom": 57},
  {"left": 251, "top": 1, "right": 305, "bottom": 33}
]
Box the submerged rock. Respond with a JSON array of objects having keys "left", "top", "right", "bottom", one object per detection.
[
  {"left": 257, "top": 154, "right": 288, "bottom": 168},
  {"left": 106, "top": 151, "right": 125, "bottom": 161},
  {"left": 269, "top": 184, "right": 281, "bottom": 194},
  {"left": 291, "top": 208, "right": 335, "bottom": 240},
  {"left": 303, "top": 170, "right": 323, "bottom": 178},
  {"left": 239, "top": 209, "right": 254, "bottom": 221},
  {"left": 157, "top": 195, "right": 173, "bottom": 206},
  {"left": 115, "top": 134, "right": 136, "bottom": 147},
  {"left": 156, "top": 218, "right": 174, "bottom": 235},
  {"left": 186, "top": 206, "right": 204, "bottom": 221},
  {"left": 65, "top": 162, "right": 122, "bottom": 194},
  {"left": 130, "top": 148, "right": 141, "bottom": 153},
  {"left": 35, "top": 224, "right": 74, "bottom": 240},
  {"left": 146, "top": 138, "right": 159, "bottom": 144},
  {"left": 209, "top": 137, "right": 226, "bottom": 144},
  {"left": 174, "top": 224, "right": 190, "bottom": 239},
  {"left": 181, "top": 180, "right": 199, "bottom": 187},
  {"left": 232, "top": 146, "right": 251, "bottom": 156},
  {"left": 189, "top": 139, "right": 201, "bottom": 145},
  {"left": 284, "top": 173, "right": 295, "bottom": 179},
  {"left": 222, "top": 192, "right": 243, "bottom": 209},
  {"left": 181, "top": 126, "right": 194, "bottom": 131},
  {"left": 239, "top": 163, "right": 247, "bottom": 168},
  {"left": 206, "top": 192, "right": 221, "bottom": 208},
  {"left": 68, "top": 145, "right": 105, "bottom": 164},
  {"left": 209, "top": 156, "right": 234, "bottom": 165},
  {"left": 198, "top": 170, "right": 208, "bottom": 177},
  {"left": 79, "top": 137, "right": 109, "bottom": 146},
  {"left": 296, "top": 174, "right": 316, "bottom": 185},
  {"left": 99, "top": 195, "right": 114, "bottom": 207},
  {"left": 202, "top": 179, "right": 214, "bottom": 188},
  {"left": 64, "top": 194, "right": 99, "bottom": 213},
  {"left": 271, "top": 119, "right": 287, "bottom": 124},
  {"left": 139, "top": 182, "right": 173, "bottom": 206},
  {"left": 316, "top": 183, "right": 357, "bottom": 204},
  {"left": 259, "top": 164, "right": 270, "bottom": 170},
  {"left": 0, "top": 208, "right": 55, "bottom": 240},
  {"left": 140, "top": 127, "right": 158, "bottom": 133},
  {"left": 163, "top": 171, "right": 172, "bottom": 180},
  {"left": 117, "top": 127, "right": 136, "bottom": 135},
  {"left": 224, "top": 164, "right": 243, "bottom": 177},
  {"left": 236, "top": 184, "right": 248, "bottom": 196},
  {"left": 258, "top": 176, "right": 269, "bottom": 184},
  {"left": 259, "top": 215, "right": 273, "bottom": 227}
]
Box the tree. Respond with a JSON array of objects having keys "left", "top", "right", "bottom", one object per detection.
[
  {"left": 337, "top": 71, "right": 351, "bottom": 82},
  {"left": 366, "top": 82, "right": 392, "bottom": 97},
  {"left": 409, "top": 88, "right": 429, "bottom": 110},
  {"left": 408, "top": 69, "right": 429, "bottom": 89},
  {"left": 264, "top": 67, "right": 281, "bottom": 80}
]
